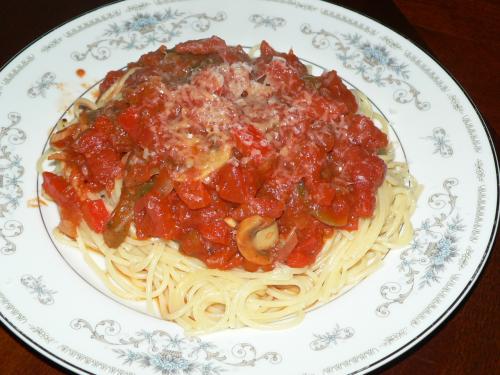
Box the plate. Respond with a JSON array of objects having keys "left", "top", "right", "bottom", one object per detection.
[{"left": 0, "top": 1, "right": 497, "bottom": 374}]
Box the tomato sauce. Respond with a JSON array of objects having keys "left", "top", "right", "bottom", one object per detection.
[{"left": 44, "top": 37, "right": 388, "bottom": 271}]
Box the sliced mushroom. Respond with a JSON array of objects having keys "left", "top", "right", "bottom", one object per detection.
[
  {"left": 253, "top": 222, "right": 279, "bottom": 251},
  {"left": 236, "top": 215, "right": 279, "bottom": 266}
]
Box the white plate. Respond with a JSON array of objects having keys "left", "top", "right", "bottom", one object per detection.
[{"left": 0, "top": 1, "right": 497, "bottom": 374}]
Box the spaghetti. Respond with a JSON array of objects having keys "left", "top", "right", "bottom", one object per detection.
[{"left": 42, "top": 37, "right": 418, "bottom": 333}]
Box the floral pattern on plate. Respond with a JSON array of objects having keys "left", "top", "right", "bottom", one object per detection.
[
  {"left": 71, "top": 319, "right": 282, "bottom": 374},
  {"left": 0, "top": 112, "right": 25, "bottom": 255},
  {"left": 301, "top": 24, "right": 430, "bottom": 110},
  {"left": 71, "top": 9, "right": 227, "bottom": 61}
]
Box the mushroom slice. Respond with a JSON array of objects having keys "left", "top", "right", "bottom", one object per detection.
[{"left": 236, "top": 215, "right": 279, "bottom": 266}]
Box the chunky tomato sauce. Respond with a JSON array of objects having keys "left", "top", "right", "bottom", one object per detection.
[{"left": 43, "top": 37, "right": 388, "bottom": 271}]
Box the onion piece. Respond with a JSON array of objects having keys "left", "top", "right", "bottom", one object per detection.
[
  {"left": 50, "top": 125, "right": 76, "bottom": 148},
  {"left": 275, "top": 228, "right": 298, "bottom": 262}
]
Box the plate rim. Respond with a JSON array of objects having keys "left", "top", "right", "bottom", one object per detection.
[{"left": 0, "top": 0, "right": 498, "bottom": 374}]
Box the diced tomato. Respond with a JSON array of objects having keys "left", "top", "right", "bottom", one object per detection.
[
  {"left": 124, "top": 153, "right": 155, "bottom": 187},
  {"left": 175, "top": 36, "right": 227, "bottom": 55},
  {"left": 178, "top": 229, "right": 206, "bottom": 259},
  {"left": 193, "top": 195, "right": 232, "bottom": 245},
  {"left": 341, "top": 146, "right": 386, "bottom": 187},
  {"left": 126, "top": 81, "right": 166, "bottom": 112},
  {"left": 94, "top": 115, "right": 114, "bottom": 132},
  {"left": 285, "top": 251, "right": 313, "bottom": 268},
  {"left": 320, "top": 70, "right": 357, "bottom": 113},
  {"left": 307, "top": 121, "right": 335, "bottom": 153},
  {"left": 99, "top": 69, "right": 125, "bottom": 94},
  {"left": 220, "top": 45, "right": 250, "bottom": 64},
  {"left": 85, "top": 148, "right": 122, "bottom": 192},
  {"left": 205, "top": 243, "right": 239, "bottom": 269},
  {"left": 265, "top": 59, "right": 304, "bottom": 94},
  {"left": 42, "top": 172, "right": 82, "bottom": 237},
  {"left": 81, "top": 199, "right": 110, "bottom": 233},
  {"left": 308, "top": 92, "right": 347, "bottom": 123},
  {"left": 341, "top": 214, "right": 360, "bottom": 231},
  {"left": 117, "top": 106, "right": 157, "bottom": 150},
  {"left": 231, "top": 124, "right": 272, "bottom": 160},
  {"left": 174, "top": 180, "right": 212, "bottom": 209},
  {"left": 70, "top": 116, "right": 123, "bottom": 191},
  {"left": 216, "top": 164, "right": 257, "bottom": 204},
  {"left": 174, "top": 36, "right": 249, "bottom": 64},
  {"left": 232, "top": 197, "right": 285, "bottom": 221},
  {"left": 135, "top": 45, "right": 167, "bottom": 68},
  {"left": 168, "top": 193, "right": 193, "bottom": 228},
  {"left": 285, "top": 223, "right": 325, "bottom": 267},
  {"left": 368, "top": 155, "right": 387, "bottom": 187},
  {"left": 117, "top": 106, "right": 141, "bottom": 140},
  {"left": 259, "top": 40, "right": 308, "bottom": 76},
  {"left": 134, "top": 192, "right": 179, "bottom": 240},
  {"left": 72, "top": 116, "right": 112, "bottom": 154},
  {"left": 309, "top": 182, "right": 335, "bottom": 206},
  {"left": 348, "top": 114, "right": 388, "bottom": 152},
  {"left": 294, "top": 142, "right": 326, "bottom": 181},
  {"left": 280, "top": 208, "right": 314, "bottom": 232},
  {"left": 219, "top": 252, "right": 244, "bottom": 270},
  {"left": 259, "top": 174, "right": 297, "bottom": 204},
  {"left": 286, "top": 238, "right": 317, "bottom": 268},
  {"left": 353, "top": 184, "right": 376, "bottom": 218},
  {"left": 197, "top": 219, "right": 232, "bottom": 245},
  {"left": 190, "top": 198, "right": 232, "bottom": 245},
  {"left": 64, "top": 162, "right": 90, "bottom": 196},
  {"left": 253, "top": 153, "right": 278, "bottom": 184},
  {"left": 42, "top": 172, "right": 80, "bottom": 213}
]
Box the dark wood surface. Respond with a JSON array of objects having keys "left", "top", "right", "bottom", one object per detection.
[{"left": 1, "top": 0, "right": 498, "bottom": 374}]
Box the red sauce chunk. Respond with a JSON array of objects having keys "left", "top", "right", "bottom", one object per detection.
[{"left": 44, "top": 37, "right": 388, "bottom": 271}]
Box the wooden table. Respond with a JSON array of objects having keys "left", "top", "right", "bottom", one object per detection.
[{"left": 1, "top": 0, "right": 498, "bottom": 373}]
